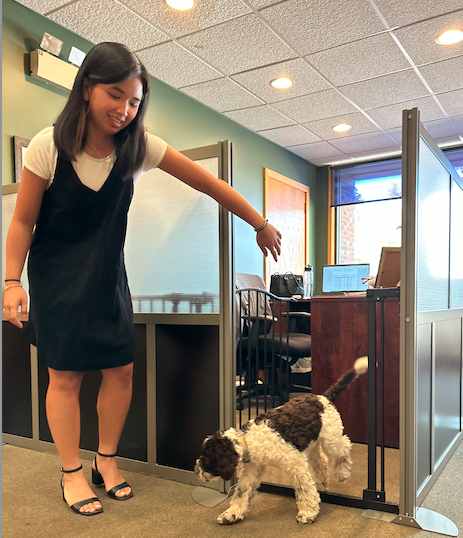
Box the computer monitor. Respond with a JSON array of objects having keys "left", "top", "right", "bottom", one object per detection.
[
  {"left": 375, "top": 247, "right": 401, "bottom": 288},
  {"left": 322, "top": 264, "right": 370, "bottom": 294}
]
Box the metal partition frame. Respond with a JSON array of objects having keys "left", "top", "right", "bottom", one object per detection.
[{"left": 396, "top": 108, "right": 462, "bottom": 535}]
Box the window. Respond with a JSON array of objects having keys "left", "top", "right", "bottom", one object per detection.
[{"left": 331, "top": 146, "right": 463, "bottom": 277}]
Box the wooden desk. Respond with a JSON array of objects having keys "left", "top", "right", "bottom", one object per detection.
[{"left": 310, "top": 295, "right": 399, "bottom": 448}]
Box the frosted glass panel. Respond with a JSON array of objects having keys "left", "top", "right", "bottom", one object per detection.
[
  {"left": 125, "top": 158, "right": 220, "bottom": 314},
  {"left": 2, "top": 192, "right": 29, "bottom": 296},
  {"left": 450, "top": 179, "right": 463, "bottom": 308},
  {"left": 417, "top": 139, "right": 450, "bottom": 312}
]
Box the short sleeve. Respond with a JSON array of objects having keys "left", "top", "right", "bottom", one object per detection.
[
  {"left": 23, "top": 127, "right": 57, "bottom": 181},
  {"left": 142, "top": 132, "right": 168, "bottom": 172}
]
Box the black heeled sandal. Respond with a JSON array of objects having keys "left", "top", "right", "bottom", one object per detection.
[
  {"left": 61, "top": 465, "right": 103, "bottom": 516},
  {"left": 92, "top": 452, "right": 133, "bottom": 501}
]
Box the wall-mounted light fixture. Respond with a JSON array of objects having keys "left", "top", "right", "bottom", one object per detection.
[{"left": 40, "top": 32, "right": 63, "bottom": 56}]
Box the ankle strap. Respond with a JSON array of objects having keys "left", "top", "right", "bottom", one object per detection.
[
  {"left": 97, "top": 451, "right": 117, "bottom": 458},
  {"left": 61, "top": 464, "right": 83, "bottom": 474}
]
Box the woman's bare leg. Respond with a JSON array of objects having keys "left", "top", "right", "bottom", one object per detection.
[
  {"left": 46, "top": 368, "right": 102, "bottom": 513},
  {"left": 95, "top": 362, "right": 133, "bottom": 498}
]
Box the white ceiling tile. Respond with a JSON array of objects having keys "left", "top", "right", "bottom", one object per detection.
[
  {"left": 49, "top": 0, "right": 167, "bottom": 51},
  {"left": 302, "top": 112, "right": 380, "bottom": 140},
  {"left": 247, "top": 0, "right": 284, "bottom": 9},
  {"left": 120, "top": 0, "right": 250, "bottom": 38},
  {"left": 373, "top": 0, "right": 463, "bottom": 28},
  {"left": 257, "top": 125, "right": 320, "bottom": 146},
  {"left": 328, "top": 131, "right": 400, "bottom": 153},
  {"left": 449, "top": 114, "right": 463, "bottom": 135},
  {"left": 422, "top": 118, "right": 460, "bottom": 139},
  {"left": 384, "top": 128, "right": 403, "bottom": 145},
  {"left": 419, "top": 56, "right": 463, "bottom": 95},
  {"left": 393, "top": 11, "right": 463, "bottom": 66},
  {"left": 260, "top": 0, "right": 384, "bottom": 55},
  {"left": 306, "top": 33, "right": 411, "bottom": 86},
  {"left": 340, "top": 70, "right": 430, "bottom": 109},
  {"left": 231, "top": 59, "right": 330, "bottom": 103},
  {"left": 14, "top": 0, "right": 68, "bottom": 14},
  {"left": 223, "top": 105, "right": 296, "bottom": 131},
  {"left": 272, "top": 90, "right": 357, "bottom": 123},
  {"left": 137, "top": 42, "right": 222, "bottom": 88},
  {"left": 287, "top": 141, "right": 346, "bottom": 160},
  {"left": 178, "top": 14, "right": 294, "bottom": 75},
  {"left": 367, "top": 96, "right": 446, "bottom": 129},
  {"left": 436, "top": 88, "right": 463, "bottom": 116},
  {"left": 179, "top": 78, "right": 263, "bottom": 112}
]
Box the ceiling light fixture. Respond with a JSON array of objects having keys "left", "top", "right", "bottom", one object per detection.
[
  {"left": 332, "top": 123, "right": 352, "bottom": 133},
  {"left": 165, "top": 0, "right": 195, "bottom": 10},
  {"left": 271, "top": 77, "right": 293, "bottom": 89},
  {"left": 435, "top": 29, "right": 463, "bottom": 45}
]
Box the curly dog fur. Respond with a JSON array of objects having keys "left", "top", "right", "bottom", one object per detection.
[{"left": 195, "top": 357, "right": 368, "bottom": 525}]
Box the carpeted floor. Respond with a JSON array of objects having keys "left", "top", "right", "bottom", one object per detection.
[{"left": 2, "top": 442, "right": 462, "bottom": 538}]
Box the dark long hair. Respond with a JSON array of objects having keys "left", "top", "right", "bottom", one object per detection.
[{"left": 54, "top": 42, "right": 150, "bottom": 181}]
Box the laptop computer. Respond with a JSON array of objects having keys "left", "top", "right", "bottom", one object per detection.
[{"left": 322, "top": 264, "right": 370, "bottom": 294}]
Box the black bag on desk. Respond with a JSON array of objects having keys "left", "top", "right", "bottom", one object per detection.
[{"left": 270, "top": 272, "right": 304, "bottom": 297}]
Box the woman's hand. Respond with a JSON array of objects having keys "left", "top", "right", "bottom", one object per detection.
[
  {"left": 3, "top": 286, "right": 28, "bottom": 328},
  {"left": 256, "top": 222, "right": 282, "bottom": 261}
]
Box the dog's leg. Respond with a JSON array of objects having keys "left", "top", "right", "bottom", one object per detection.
[
  {"left": 322, "top": 433, "right": 353, "bottom": 483},
  {"left": 217, "top": 463, "right": 264, "bottom": 525},
  {"left": 293, "top": 458, "right": 321, "bottom": 524},
  {"left": 306, "top": 443, "right": 328, "bottom": 490}
]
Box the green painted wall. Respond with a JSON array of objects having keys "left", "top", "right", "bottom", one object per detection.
[{"left": 2, "top": 0, "right": 328, "bottom": 276}]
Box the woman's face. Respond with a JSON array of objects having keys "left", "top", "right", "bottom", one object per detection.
[{"left": 84, "top": 77, "right": 143, "bottom": 137}]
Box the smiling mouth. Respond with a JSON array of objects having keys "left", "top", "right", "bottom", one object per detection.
[{"left": 109, "top": 115, "right": 124, "bottom": 126}]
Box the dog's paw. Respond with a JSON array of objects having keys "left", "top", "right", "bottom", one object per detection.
[
  {"left": 296, "top": 511, "right": 318, "bottom": 524},
  {"left": 217, "top": 510, "right": 244, "bottom": 525}
]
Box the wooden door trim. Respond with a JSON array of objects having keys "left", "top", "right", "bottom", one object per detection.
[{"left": 264, "top": 168, "right": 310, "bottom": 284}]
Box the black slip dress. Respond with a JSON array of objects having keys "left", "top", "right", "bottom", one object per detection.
[{"left": 25, "top": 155, "right": 134, "bottom": 371}]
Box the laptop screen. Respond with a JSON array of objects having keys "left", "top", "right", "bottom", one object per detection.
[{"left": 322, "top": 264, "right": 370, "bottom": 293}]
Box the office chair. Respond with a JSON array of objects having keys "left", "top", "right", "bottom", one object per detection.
[{"left": 235, "top": 273, "right": 311, "bottom": 419}]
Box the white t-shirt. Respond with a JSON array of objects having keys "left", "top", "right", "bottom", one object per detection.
[{"left": 24, "top": 127, "right": 168, "bottom": 191}]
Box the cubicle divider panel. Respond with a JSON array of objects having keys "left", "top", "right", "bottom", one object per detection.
[
  {"left": 400, "top": 108, "right": 463, "bottom": 527},
  {"left": 2, "top": 321, "right": 33, "bottom": 438},
  {"left": 155, "top": 323, "right": 219, "bottom": 471}
]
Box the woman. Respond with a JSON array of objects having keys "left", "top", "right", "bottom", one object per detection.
[{"left": 3, "top": 42, "right": 281, "bottom": 516}]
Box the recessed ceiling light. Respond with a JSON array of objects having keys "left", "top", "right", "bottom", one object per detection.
[
  {"left": 435, "top": 29, "right": 463, "bottom": 45},
  {"left": 332, "top": 123, "right": 352, "bottom": 133},
  {"left": 271, "top": 77, "right": 293, "bottom": 89},
  {"left": 165, "top": 0, "right": 195, "bottom": 10}
]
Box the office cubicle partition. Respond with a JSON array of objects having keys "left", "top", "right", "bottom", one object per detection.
[
  {"left": 2, "top": 141, "right": 235, "bottom": 493},
  {"left": 398, "top": 108, "right": 462, "bottom": 535}
]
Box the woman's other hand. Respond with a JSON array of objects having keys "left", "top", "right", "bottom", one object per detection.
[
  {"left": 256, "top": 222, "right": 281, "bottom": 261},
  {"left": 3, "top": 286, "right": 28, "bottom": 328}
]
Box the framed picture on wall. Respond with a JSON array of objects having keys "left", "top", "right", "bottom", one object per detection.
[{"left": 13, "top": 136, "right": 30, "bottom": 183}]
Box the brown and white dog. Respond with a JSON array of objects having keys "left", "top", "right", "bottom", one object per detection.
[{"left": 195, "top": 357, "right": 368, "bottom": 525}]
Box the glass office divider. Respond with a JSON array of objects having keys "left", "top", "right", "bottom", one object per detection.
[{"left": 397, "top": 108, "right": 462, "bottom": 535}]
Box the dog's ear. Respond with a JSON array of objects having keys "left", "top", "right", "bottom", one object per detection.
[{"left": 200, "top": 431, "right": 239, "bottom": 480}]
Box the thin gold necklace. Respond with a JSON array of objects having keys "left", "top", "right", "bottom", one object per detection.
[{"left": 87, "top": 138, "right": 112, "bottom": 163}]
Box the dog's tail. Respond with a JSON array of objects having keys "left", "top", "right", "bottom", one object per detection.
[{"left": 323, "top": 356, "right": 368, "bottom": 403}]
